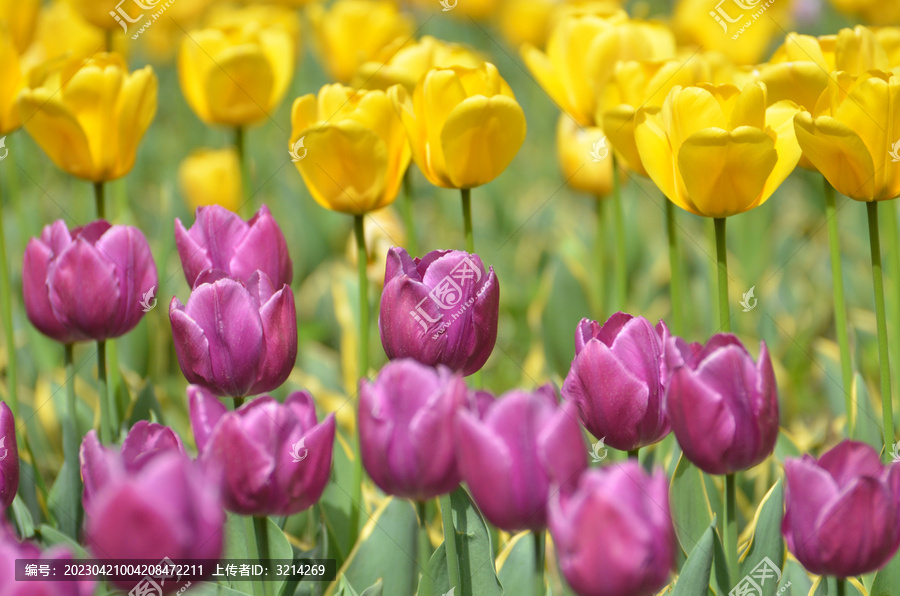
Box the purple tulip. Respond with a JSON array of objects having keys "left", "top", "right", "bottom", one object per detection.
[
  {"left": 549, "top": 463, "right": 675, "bottom": 596},
  {"left": 379, "top": 247, "right": 499, "bottom": 376},
  {"left": 561, "top": 314, "right": 671, "bottom": 451},
  {"left": 189, "top": 385, "right": 336, "bottom": 516},
  {"left": 783, "top": 440, "right": 900, "bottom": 577},
  {"left": 175, "top": 204, "right": 293, "bottom": 289},
  {"left": 0, "top": 403, "right": 18, "bottom": 512},
  {"left": 666, "top": 334, "right": 779, "bottom": 475},
  {"left": 170, "top": 270, "right": 297, "bottom": 398},
  {"left": 359, "top": 359, "right": 468, "bottom": 500},
  {"left": 456, "top": 386, "right": 587, "bottom": 532},
  {"left": 22, "top": 220, "right": 157, "bottom": 343},
  {"left": 0, "top": 520, "right": 95, "bottom": 596}
]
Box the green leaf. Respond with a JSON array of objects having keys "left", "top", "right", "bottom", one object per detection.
[
  {"left": 220, "top": 513, "right": 259, "bottom": 594},
  {"left": 334, "top": 576, "right": 359, "bottom": 596},
  {"left": 739, "top": 479, "right": 785, "bottom": 596},
  {"left": 47, "top": 460, "right": 80, "bottom": 540},
  {"left": 497, "top": 532, "right": 536, "bottom": 596},
  {"left": 11, "top": 494, "right": 35, "bottom": 539},
  {"left": 852, "top": 373, "right": 883, "bottom": 451},
  {"left": 781, "top": 558, "right": 813, "bottom": 595},
  {"left": 36, "top": 524, "right": 90, "bottom": 558},
  {"left": 359, "top": 579, "right": 384, "bottom": 596},
  {"left": 872, "top": 548, "right": 900, "bottom": 596},
  {"left": 670, "top": 455, "right": 714, "bottom": 555},
  {"left": 320, "top": 430, "right": 358, "bottom": 564},
  {"left": 673, "top": 516, "right": 716, "bottom": 596},
  {"left": 264, "top": 517, "right": 295, "bottom": 596},
  {"left": 127, "top": 382, "right": 165, "bottom": 427}
]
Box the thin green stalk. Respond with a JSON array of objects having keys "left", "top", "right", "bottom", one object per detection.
[
  {"left": 440, "top": 494, "right": 461, "bottom": 595},
  {"left": 836, "top": 578, "right": 846, "bottom": 596},
  {"left": 349, "top": 215, "right": 369, "bottom": 550},
  {"left": 884, "top": 201, "right": 900, "bottom": 412},
  {"left": 611, "top": 157, "right": 627, "bottom": 310},
  {"left": 416, "top": 501, "right": 432, "bottom": 581},
  {"left": 253, "top": 516, "right": 271, "bottom": 586},
  {"left": 93, "top": 182, "right": 105, "bottom": 219},
  {"left": 824, "top": 181, "right": 854, "bottom": 431},
  {"left": 723, "top": 473, "right": 738, "bottom": 587},
  {"left": 461, "top": 188, "right": 474, "bottom": 253},
  {"left": 97, "top": 341, "right": 112, "bottom": 444},
  {"left": 594, "top": 198, "right": 606, "bottom": 319},
  {"left": 64, "top": 344, "right": 83, "bottom": 539},
  {"left": 533, "top": 530, "right": 545, "bottom": 596},
  {"left": 867, "top": 201, "right": 894, "bottom": 453},
  {"left": 714, "top": 218, "right": 730, "bottom": 332},
  {"left": 401, "top": 171, "right": 419, "bottom": 256},
  {"left": 235, "top": 126, "right": 250, "bottom": 217},
  {"left": 706, "top": 219, "right": 719, "bottom": 330},
  {"left": 244, "top": 515, "right": 268, "bottom": 596},
  {"left": 0, "top": 180, "right": 17, "bottom": 419},
  {"left": 665, "top": 200, "right": 684, "bottom": 335},
  {"left": 627, "top": 448, "right": 639, "bottom": 460},
  {"left": 233, "top": 397, "right": 245, "bottom": 409}
]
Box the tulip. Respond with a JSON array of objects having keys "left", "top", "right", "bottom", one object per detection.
[
  {"left": 0, "top": 403, "right": 17, "bottom": 512},
  {"left": 175, "top": 204, "right": 293, "bottom": 289},
  {"left": 556, "top": 116, "right": 614, "bottom": 196},
  {"left": 178, "top": 21, "right": 294, "bottom": 126},
  {"left": 189, "top": 385, "right": 336, "bottom": 515},
  {"left": 549, "top": 463, "right": 675, "bottom": 596},
  {"left": 379, "top": 247, "right": 499, "bottom": 376},
  {"left": 0, "top": 0, "right": 39, "bottom": 52},
  {"left": 22, "top": 220, "right": 158, "bottom": 343},
  {"left": 353, "top": 35, "right": 483, "bottom": 92},
  {"left": 290, "top": 84, "right": 411, "bottom": 215},
  {"left": 69, "top": 0, "right": 130, "bottom": 31},
  {"left": 634, "top": 81, "right": 801, "bottom": 218},
  {"left": 307, "top": 0, "right": 413, "bottom": 83},
  {"left": 17, "top": 53, "right": 157, "bottom": 183},
  {"left": 358, "top": 359, "right": 468, "bottom": 500},
  {"left": 0, "top": 521, "right": 95, "bottom": 596},
  {"left": 178, "top": 147, "right": 242, "bottom": 213},
  {"left": 17, "top": 1, "right": 106, "bottom": 65},
  {"left": 562, "top": 314, "right": 671, "bottom": 452},
  {"left": 205, "top": 4, "right": 301, "bottom": 50},
  {"left": 0, "top": 25, "right": 22, "bottom": 135},
  {"left": 134, "top": 0, "right": 214, "bottom": 64},
  {"left": 456, "top": 386, "right": 587, "bottom": 532},
  {"left": 169, "top": 270, "right": 297, "bottom": 398},
  {"left": 390, "top": 63, "right": 527, "bottom": 189},
  {"left": 783, "top": 440, "right": 900, "bottom": 577}
]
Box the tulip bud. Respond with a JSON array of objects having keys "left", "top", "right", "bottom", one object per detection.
[
  {"left": 189, "top": 385, "right": 336, "bottom": 516},
  {"left": 169, "top": 271, "right": 298, "bottom": 398},
  {"left": 175, "top": 204, "right": 292, "bottom": 289},
  {"left": 549, "top": 463, "right": 675, "bottom": 596},
  {"left": 22, "top": 220, "right": 158, "bottom": 344},
  {"left": 0, "top": 520, "right": 95, "bottom": 596},
  {"left": 562, "top": 314, "right": 671, "bottom": 452},
  {"left": 0, "top": 403, "right": 18, "bottom": 512},
  {"left": 379, "top": 247, "right": 499, "bottom": 376},
  {"left": 177, "top": 148, "right": 243, "bottom": 214},
  {"left": 457, "top": 386, "right": 587, "bottom": 532},
  {"left": 666, "top": 334, "right": 779, "bottom": 475},
  {"left": 783, "top": 440, "right": 900, "bottom": 577},
  {"left": 358, "top": 359, "right": 468, "bottom": 500}
]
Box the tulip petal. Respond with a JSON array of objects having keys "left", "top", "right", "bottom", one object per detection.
[
  {"left": 188, "top": 385, "right": 228, "bottom": 453},
  {"left": 94, "top": 226, "right": 157, "bottom": 338},
  {"left": 22, "top": 238, "right": 75, "bottom": 343},
  {"left": 17, "top": 89, "right": 94, "bottom": 180},
  {"left": 169, "top": 298, "right": 215, "bottom": 388},
  {"left": 634, "top": 106, "right": 692, "bottom": 212},
  {"left": 817, "top": 440, "right": 885, "bottom": 489},
  {"left": 783, "top": 456, "right": 838, "bottom": 562},
  {"left": 205, "top": 414, "right": 276, "bottom": 514},
  {"left": 115, "top": 66, "right": 157, "bottom": 179},
  {"left": 250, "top": 284, "right": 297, "bottom": 395},
  {"left": 759, "top": 100, "right": 802, "bottom": 204},
  {"left": 793, "top": 112, "right": 875, "bottom": 200},
  {"left": 603, "top": 106, "right": 646, "bottom": 176},
  {"left": 276, "top": 413, "right": 335, "bottom": 515},
  {"left": 232, "top": 205, "right": 293, "bottom": 287},
  {"left": 204, "top": 45, "right": 275, "bottom": 125}
]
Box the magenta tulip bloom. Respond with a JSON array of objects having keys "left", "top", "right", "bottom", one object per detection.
[
  {"left": 22, "top": 220, "right": 157, "bottom": 343},
  {"left": 457, "top": 386, "right": 587, "bottom": 532},
  {"left": 0, "top": 403, "right": 18, "bottom": 512},
  {"left": 175, "top": 204, "right": 292, "bottom": 289},
  {"left": 170, "top": 270, "right": 297, "bottom": 398},
  {"left": 549, "top": 463, "right": 675, "bottom": 596},
  {"left": 189, "top": 385, "right": 336, "bottom": 516},
  {"left": 562, "top": 314, "right": 671, "bottom": 451},
  {"left": 379, "top": 247, "right": 499, "bottom": 376},
  {"left": 359, "top": 359, "right": 468, "bottom": 500},
  {"left": 783, "top": 440, "right": 900, "bottom": 577},
  {"left": 0, "top": 521, "right": 95, "bottom": 596},
  {"left": 666, "top": 334, "right": 779, "bottom": 475}
]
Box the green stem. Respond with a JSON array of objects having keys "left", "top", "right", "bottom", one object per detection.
[
  {"left": 244, "top": 515, "right": 268, "bottom": 596},
  {"left": 824, "top": 181, "right": 854, "bottom": 431},
  {"left": 350, "top": 215, "right": 369, "bottom": 550},
  {"left": 867, "top": 201, "right": 894, "bottom": 453},
  {"left": 884, "top": 200, "right": 900, "bottom": 417},
  {"left": 401, "top": 170, "right": 419, "bottom": 256},
  {"left": 714, "top": 218, "right": 730, "bottom": 332},
  {"left": 253, "top": 515, "right": 271, "bottom": 563},
  {"left": 627, "top": 448, "right": 639, "bottom": 460},
  {"left": 235, "top": 126, "right": 250, "bottom": 217},
  {"left": 440, "top": 494, "right": 461, "bottom": 594},
  {"left": 104, "top": 29, "right": 113, "bottom": 52},
  {"left": 97, "top": 341, "right": 111, "bottom": 444},
  {"left": 611, "top": 157, "right": 627, "bottom": 310},
  {"left": 594, "top": 198, "right": 606, "bottom": 319},
  {"left": 0, "top": 180, "right": 17, "bottom": 419},
  {"left": 416, "top": 501, "right": 432, "bottom": 581},
  {"left": 836, "top": 577, "right": 846, "bottom": 596},
  {"left": 233, "top": 397, "right": 245, "bottom": 409},
  {"left": 64, "top": 344, "right": 83, "bottom": 539},
  {"left": 93, "top": 182, "right": 105, "bottom": 220},
  {"left": 461, "top": 188, "right": 474, "bottom": 253},
  {"left": 533, "top": 530, "right": 545, "bottom": 596},
  {"left": 723, "top": 473, "right": 738, "bottom": 587},
  {"left": 665, "top": 200, "right": 684, "bottom": 335}
]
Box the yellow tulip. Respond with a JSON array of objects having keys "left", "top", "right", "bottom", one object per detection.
[
  {"left": 19, "top": 1, "right": 107, "bottom": 66},
  {"left": 0, "top": 25, "right": 21, "bottom": 135},
  {"left": 829, "top": 0, "right": 900, "bottom": 27},
  {"left": 875, "top": 27, "right": 900, "bottom": 67},
  {"left": 498, "top": 0, "right": 623, "bottom": 49},
  {"left": 178, "top": 148, "right": 242, "bottom": 212},
  {"left": 390, "top": 62, "right": 527, "bottom": 189},
  {"left": 794, "top": 71, "right": 900, "bottom": 202},
  {"left": 634, "top": 82, "right": 801, "bottom": 218},
  {"left": 556, "top": 116, "right": 613, "bottom": 196},
  {"left": 308, "top": 0, "right": 413, "bottom": 83},
  {"left": 353, "top": 36, "right": 483, "bottom": 92},
  {"left": 17, "top": 53, "right": 157, "bottom": 182},
  {"left": 290, "top": 84, "right": 410, "bottom": 215},
  {"left": 206, "top": 4, "right": 301, "bottom": 49},
  {"left": 136, "top": 0, "right": 213, "bottom": 64},
  {"left": 522, "top": 12, "right": 675, "bottom": 125},
  {"left": 0, "top": 0, "right": 39, "bottom": 52},
  {"left": 69, "top": 0, "right": 123, "bottom": 31},
  {"left": 179, "top": 21, "right": 293, "bottom": 126}
]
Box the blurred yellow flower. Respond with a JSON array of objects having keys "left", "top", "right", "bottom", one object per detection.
[
  {"left": 290, "top": 84, "right": 410, "bottom": 215},
  {"left": 17, "top": 53, "right": 157, "bottom": 182},
  {"left": 390, "top": 63, "right": 527, "bottom": 189},
  {"left": 634, "top": 82, "right": 801, "bottom": 218},
  {"left": 136, "top": 0, "right": 215, "bottom": 64},
  {"left": 19, "top": 1, "right": 107, "bottom": 66},
  {"left": 69, "top": 0, "right": 121, "bottom": 31},
  {"left": 179, "top": 20, "right": 294, "bottom": 126},
  {"left": 556, "top": 116, "right": 613, "bottom": 197},
  {"left": 875, "top": 27, "right": 900, "bottom": 67},
  {"left": 353, "top": 36, "right": 483, "bottom": 91},
  {"left": 0, "top": 25, "right": 22, "bottom": 135},
  {"left": 0, "top": 0, "right": 39, "bottom": 52},
  {"left": 345, "top": 206, "right": 406, "bottom": 285},
  {"left": 206, "top": 3, "right": 301, "bottom": 48},
  {"left": 828, "top": 0, "right": 900, "bottom": 27},
  {"left": 308, "top": 0, "right": 413, "bottom": 83},
  {"left": 794, "top": 71, "right": 900, "bottom": 202},
  {"left": 178, "top": 148, "right": 242, "bottom": 212}
]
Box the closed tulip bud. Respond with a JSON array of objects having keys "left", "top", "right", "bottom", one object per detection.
[
  {"left": 556, "top": 116, "right": 613, "bottom": 196},
  {"left": 353, "top": 35, "right": 483, "bottom": 92},
  {"left": 0, "top": 521, "right": 95, "bottom": 596},
  {"left": 189, "top": 385, "right": 336, "bottom": 515},
  {"left": 290, "top": 84, "right": 410, "bottom": 215},
  {"left": 17, "top": 53, "right": 157, "bottom": 182},
  {"left": 175, "top": 204, "right": 292, "bottom": 289},
  {"left": 0, "top": 0, "right": 39, "bottom": 52},
  {"left": 0, "top": 25, "right": 22, "bottom": 136},
  {"left": 178, "top": 148, "right": 242, "bottom": 213},
  {"left": 22, "top": 220, "right": 158, "bottom": 344},
  {"left": 0, "top": 403, "right": 17, "bottom": 512},
  {"left": 783, "top": 441, "right": 900, "bottom": 577},
  {"left": 549, "top": 463, "right": 675, "bottom": 596},
  {"left": 666, "top": 334, "right": 779, "bottom": 475},
  {"left": 457, "top": 386, "right": 587, "bottom": 532},
  {"left": 179, "top": 21, "right": 294, "bottom": 126},
  {"left": 358, "top": 359, "right": 468, "bottom": 500},
  {"left": 170, "top": 271, "right": 297, "bottom": 398},
  {"left": 390, "top": 63, "right": 527, "bottom": 189},
  {"left": 379, "top": 247, "right": 499, "bottom": 376},
  {"left": 562, "top": 314, "right": 670, "bottom": 452}
]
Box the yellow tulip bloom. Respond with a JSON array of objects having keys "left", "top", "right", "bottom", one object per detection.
[
  {"left": 308, "top": 0, "right": 413, "bottom": 83},
  {"left": 179, "top": 21, "right": 294, "bottom": 126},
  {"left": 290, "top": 85, "right": 410, "bottom": 215},
  {"left": 353, "top": 36, "right": 483, "bottom": 92},
  {"left": 17, "top": 53, "right": 157, "bottom": 182},
  {"left": 69, "top": 0, "right": 122, "bottom": 31},
  {"left": 390, "top": 63, "right": 527, "bottom": 190},
  {"left": 794, "top": 71, "right": 900, "bottom": 202},
  {"left": 178, "top": 148, "right": 242, "bottom": 212},
  {"left": 19, "top": 1, "right": 106, "bottom": 66},
  {"left": 634, "top": 82, "right": 801, "bottom": 218},
  {"left": 0, "top": 25, "right": 21, "bottom": 135},
  {"left": 875, "top": 27, "right": 900, "bottom": 67},
  {"left": 0, "top": 0, "right": 39, "bottom": 52},
  {"left": 136, "top": 0, "right": 213, "bottom": 64},
  {"left": 556, "top": 116, "right": 613, "bottom": 197}
]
